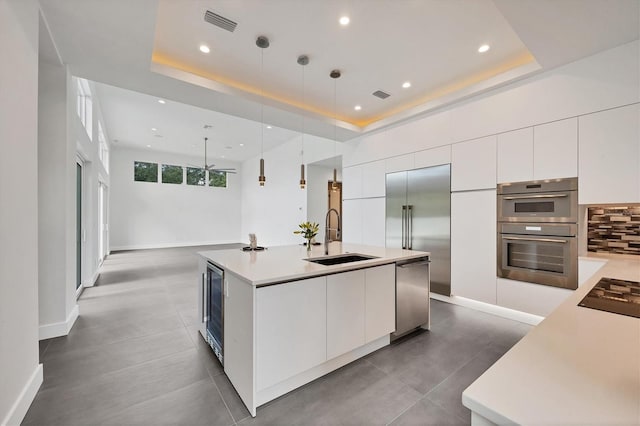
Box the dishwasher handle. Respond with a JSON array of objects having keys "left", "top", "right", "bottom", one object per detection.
[{"left": 396, "top": 257, "right": 430, "bottom": 268}]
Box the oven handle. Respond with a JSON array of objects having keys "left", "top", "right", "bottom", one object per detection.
[
  {"left": 502, "top": 194, "right": 568, "bottom": 200},
  {"left": 502, "top": 236, "right": 568, "bottom": 244}
]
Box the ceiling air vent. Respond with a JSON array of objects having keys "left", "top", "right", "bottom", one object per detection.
[
  {"left": 372, "top": 90, "right": 390, "bottom": 99},
  {"left": 204, "top": 10, "right": 238, "bottom": 32}
]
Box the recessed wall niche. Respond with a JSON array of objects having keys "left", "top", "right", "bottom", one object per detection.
[{"left": 588, "top": 205, "right": 640, "bottom": 255}]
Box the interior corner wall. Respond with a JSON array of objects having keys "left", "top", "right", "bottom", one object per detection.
[
  {"left": 37, "top": 51, "right": 77, "bottom": 338},
  {"left": 240, "top": 134, "right": 341, "bottom": 247},
  {"left": 307, "top": 165, "right": 343, "bottom": 243},
  {"left": 109, "top": 147, "right": 242, "bottom": 250},
  {"left": 0, "top": 0, "right": 43, "bottom": 424}
]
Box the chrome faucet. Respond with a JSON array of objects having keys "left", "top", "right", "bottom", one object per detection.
[{"left": 324, "top": 208, "right": 342, "bottom": 255}]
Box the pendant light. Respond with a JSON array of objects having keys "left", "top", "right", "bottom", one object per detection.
[
  {"left": 297, "top": 54, "right": 309, "bottom": 189},
  {"left": 256, "top": 35, "right": 269, "bottom": 187},
  {"left": 330, "top": 69, "right": 341, "bottom": 192}
]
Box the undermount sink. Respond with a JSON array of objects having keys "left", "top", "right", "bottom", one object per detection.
[{"left": 305, "top": 253, "right": 378, "bottom": 266}]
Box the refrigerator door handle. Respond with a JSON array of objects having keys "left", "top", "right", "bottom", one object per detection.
[
  {"left": 401, "top": 205, "right": 407, "bottom": 249},
  {"left": 408, "top": 205, "right": 413, "bottom": 250}
]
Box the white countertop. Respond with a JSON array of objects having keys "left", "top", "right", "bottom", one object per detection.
[
  {"left": 198, "top": 243, "right": 429, "bottom": 286},
  {"left": 463, "top": 253, "right": 640, "bottom": 425}
]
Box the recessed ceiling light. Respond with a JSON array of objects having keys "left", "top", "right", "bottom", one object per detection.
[
  {"left": 158, "top": 99, "right": 166, "bottom": 104},
  {"left": 146, "top": 144, "right": 151, "bottom": 148},
  {"left": 478, "top": 44, "right": 490, "bottom": 53},
  {"left": 239, "top": 143, "right": 244, "bottom": 147},
  {"left": 266, "top": 125, "right": 272, "bottom": 129},
  {"left": 221, "top": 155, "right": 225, "bottom": 158},
  {"left": 199, "top": 44, "right": 210, "bottom": 54},
  {"left": 339, "top": 16, "right": 350, "bottom": 26},
  {"left": 151, "top": 127, "right": 157, "bottom": 131},
  {"left": 402, "top": 81, "right": 411, "bottom": 89},
  {"left": 354, "top": 105, "right": 362, "bottom": 111}
]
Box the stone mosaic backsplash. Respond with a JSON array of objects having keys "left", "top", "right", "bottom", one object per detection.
[{"left": 588, "top": 206, "right": 640, "bottom": 255}]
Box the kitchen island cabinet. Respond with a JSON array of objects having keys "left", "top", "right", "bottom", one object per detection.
[{"left": 199, "top": 243, "right": 429, "bottom": 416}]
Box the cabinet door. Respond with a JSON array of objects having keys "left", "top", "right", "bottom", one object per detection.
[
  {"left": 579, "top": 104, "right": 640, "bottom": 204},
  {"left": 361, "top": 160, "right": 386, "bottom": 198},
  {"left": 451, "top": 190, "right": 497, "bottom": 304},
  {"left": 361, "top": 198, "right": 386, "bottom": 247},
  {"left": 497, "top": 128, "right": 534, "bottom": 183},
  {"left": 414, "top": 145, "right": 451, "bottom": 169},
  {"left": 451, "top": 135, "right": 497, "bottom": 191},
  {"left": 341, "top": 199, "right": 363, "bottom": 244},
  {"left": 497, "top": 278, "right": 571, "bottom": 317},
  {"left": 327, "top": 270, "right": 365, "bottom": 359},
  {"left": 365, "top": 264, "right": 396, "bottom": 342},
  {"left": 386, "top": 153, "right": 414, "bottom": 173},
  {"left": 534, "top": 118, "right": 578, "bottom": 180},
  {"left": 342, "top": 165, "right": 362, "bottom": 199},
  {"left": 256, "top": 277, "right": 327, "bottom": 391}
]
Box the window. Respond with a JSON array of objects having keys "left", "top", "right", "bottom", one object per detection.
[
  {"left": 186, "top": 167, "right": 206, "bottom": 186},
  {"left": 162, "top": 164, "right": 183, "bottom": 184},
  {"left": 76, "top": 78, "right": 93, "bottom": 140},
  {"left": 134, "top": 161, "right": 158, "bottom": 182},
  {"left": 209, "top": 171, "right": 227, "bottom": 188},
  {"left": 98, "top": 122, "right": 109, "bottom": 173}
]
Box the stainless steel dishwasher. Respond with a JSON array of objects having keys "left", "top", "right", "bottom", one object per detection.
[{"left": 391, "top": 256, "right": 430, "bottom": 340}]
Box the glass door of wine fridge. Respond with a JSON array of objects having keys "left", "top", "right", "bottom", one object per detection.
[{"left": 206, "top": 263, "right": 224, "bottom": 364}]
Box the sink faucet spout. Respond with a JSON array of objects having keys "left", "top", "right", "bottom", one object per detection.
[{"left": 325, "top": 208, "right": 342, "bottom": 255}]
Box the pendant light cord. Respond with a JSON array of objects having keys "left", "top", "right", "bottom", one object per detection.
[{"left": 260, "top": 48, "right": 264, "bottom": 159}]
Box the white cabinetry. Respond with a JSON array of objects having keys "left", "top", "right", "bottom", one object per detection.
[
  {"left": 533, "top": 118, "right": 578, "bottom": 180},
  {"left": 452, "top": 135, "right": 497, "bottom": 191},
  {"left": 327, "top": 270, "right": 365, "bottom": 359},
  {"left": 497, "top": 278, "right": 571, "bottom": 317},
  {"left": 497, "top": 128, "right": 533, "bottom": 183},
  {"left": 342, "top": 166, "right": 362, "bottom": 199},
  {"left": 256, "top": 276, "right": 327, "bottom": 391},
  {"left": 342, "top": 198, "right": 385, "bottom": 246},
  {"left": 386, "top": 154, "right": 414, "bottom": 173},
  {"left": 578, "top": 104, "right": 640, "bottom": 204},
  {"left": 360, "top": 198, "right": 386, "bottom": 247},
  {"left": 414, "top": 145, "right": 451, "bottom": 169},
  {"left": 451, "top": 190, "right": 497, "bottom": 304},
  {"left": 341, "top": 199, "right": 363, "bottom": 244},
  {"left": 361, "top": 160, "right": 386, "bottom": 198},
  {"left": 365, "top": 264, "right": 396, "bottom": 342}
]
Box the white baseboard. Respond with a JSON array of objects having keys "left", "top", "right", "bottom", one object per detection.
[
  {"left": 109, "top": 240, "right": 241, "bottom": 252},
  {"left": 1, "top": 363, "right": 43, "bottom": 426},
  {"left": 430, "top": 293, "right": 544, "bottom": 326},
  {"left": 39, "top": 304, "right": 79, "bottom": 340},
  {"left": 83, "top": 270, "right": 99, "bottom": 288}
]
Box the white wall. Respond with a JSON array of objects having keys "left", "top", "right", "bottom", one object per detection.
[
  {"left": 0, "top": 0, "right": 42, "bottom": 424},
  {"left": 37, "top": 40, "right": 78, "bottom": 339},
  {"left": 344, "top": 40, "right": 640, "bottom": 166},
  {"left": 110, "top": 147, "right": 241, "bottom": 250},
  {"left": 307, "top": 164, "right": 342, "bottom": 243},
  {"left": 241, "top": 134, "right": 342, "bottom": 247}
]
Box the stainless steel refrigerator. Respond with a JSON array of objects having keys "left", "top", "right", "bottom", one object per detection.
[{"left": 386, "top": 164, "right": 451, "bottom": 296}]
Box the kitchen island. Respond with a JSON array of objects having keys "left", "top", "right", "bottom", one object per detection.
[
  {"left": 462, "top": 253, "right": 640, "bottom": 425},
  {"left": 198, "top": 243, "right": 430, "bottom": 416}
]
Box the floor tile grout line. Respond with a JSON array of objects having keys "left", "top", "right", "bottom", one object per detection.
[{"left": 205, "top": 363, "right": 238, "bottom": 426}]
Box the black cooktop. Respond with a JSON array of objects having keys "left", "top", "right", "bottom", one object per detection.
[{"left": 578, "top": 277, "right": 640, "bottom": 319}]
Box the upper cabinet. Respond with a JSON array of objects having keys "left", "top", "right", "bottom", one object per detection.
[
  {"left": 361, "top": 160, "right": 386, "bottom": 198},
  {"left": 451, "top": 135, "right": 497, "bottom": 191},
  {"left": 414, "top": 145, "right": 451, "bottom": 170},
  {"left": 342, "top": 166, "right": 362, "bottom": 200},
  {"left": 533, "top": 118, "right": 578, "bottom": 180},
  {"left": 578, "top": 104, "right": 640, "bottom": 204},
  {"left": 497, "top": 128, "right": 534, "bottom": 184}
]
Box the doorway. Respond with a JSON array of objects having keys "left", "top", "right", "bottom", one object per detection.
[
  {"left": 98, "top": 183, "right": 108, "bottom": 264},
  {"left": 76, "top": 160, "right": 83, "bottom": 292},
  {"left": 327, "top": 181, "right": 342, "bottom": 241}
]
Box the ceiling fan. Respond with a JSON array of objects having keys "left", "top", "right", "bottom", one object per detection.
[{"left": 192, "top": 137, "right": 237, "bottom": 174}]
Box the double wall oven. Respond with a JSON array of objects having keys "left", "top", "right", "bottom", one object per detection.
[{"left": 497, "top": 178, "right": 578, "bottom": 290}]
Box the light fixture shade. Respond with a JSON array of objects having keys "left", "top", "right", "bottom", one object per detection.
[
  {"left": 332, "top": 168, "right": 338, "bottom": 192},
  {"left": 299, "top": 164, "right": 306, "bottom": 189},
  {"left": 259, "top": 158, "right": 266, "bottom": 186}
]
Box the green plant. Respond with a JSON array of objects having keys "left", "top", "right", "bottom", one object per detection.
[{"left": 293, "top": 221, "right": 319, "bottom": 240}]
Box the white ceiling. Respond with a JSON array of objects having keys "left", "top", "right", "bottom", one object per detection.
[
  {"left": 39, "top": 0, "right": 639, "bottom": 149},
  {"left": 95, "top": 82, "right": 300, "bottom": 162}
]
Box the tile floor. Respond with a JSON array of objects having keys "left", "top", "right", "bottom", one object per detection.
[{"left": 24, "top": 245, "right": 532, "bottom": 425}]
